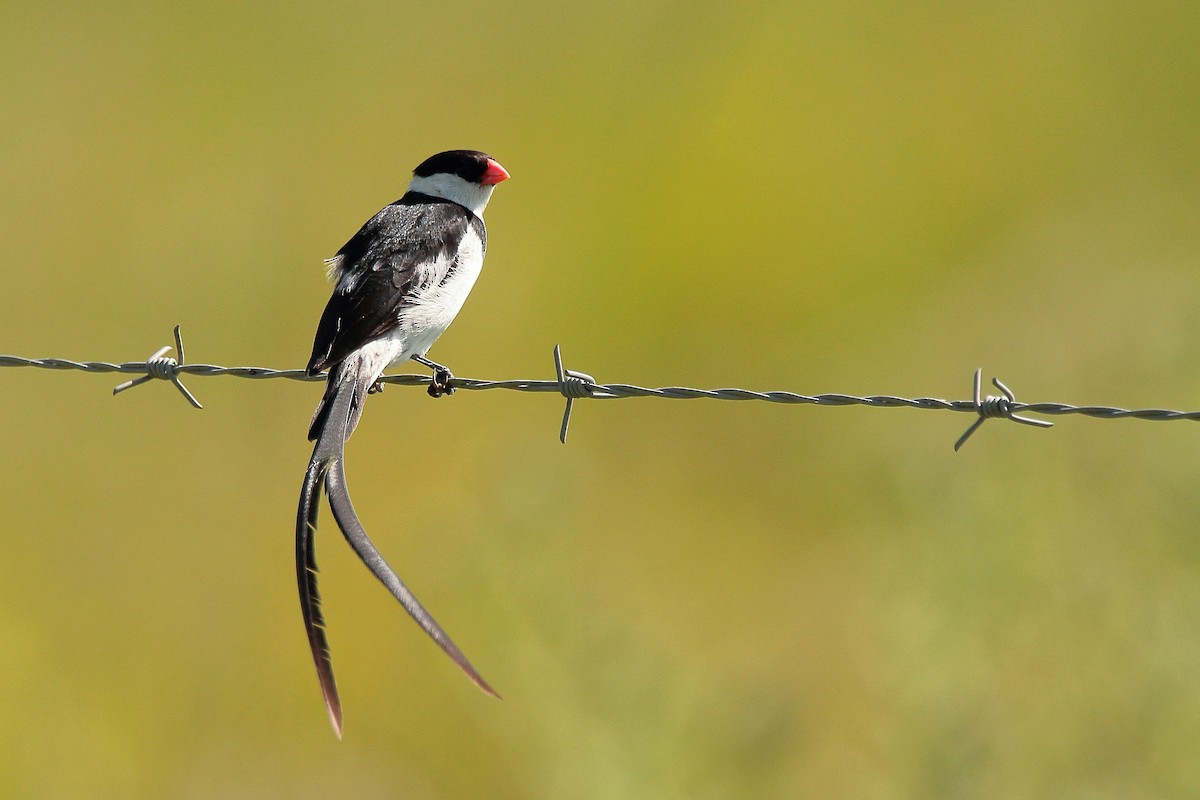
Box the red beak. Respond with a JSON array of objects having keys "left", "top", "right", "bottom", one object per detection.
[{"left": 481, "top": 159, "right": 510, "bottom": 186}]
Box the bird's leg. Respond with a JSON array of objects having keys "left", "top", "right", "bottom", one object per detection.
[
  {"left": 411, "top": 354, "right": 456, "bottom": 398},
  {"left": 367, "top": 380, "right": 385, "bottom": 395}
]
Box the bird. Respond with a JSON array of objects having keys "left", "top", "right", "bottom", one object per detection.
[{"left": 296, "top": 149, "right": 510, "bottom": 737}]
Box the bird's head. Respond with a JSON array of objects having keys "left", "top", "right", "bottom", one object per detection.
[{"left": 407, "top": 150, "right": 510, "bottom": 217}]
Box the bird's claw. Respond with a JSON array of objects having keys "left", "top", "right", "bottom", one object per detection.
[
  {"left": 367, "top": 379, "right": 385, "bottom": 395},
  {"left": 428, "top": 368, "right": 455, "bottom": 398}
]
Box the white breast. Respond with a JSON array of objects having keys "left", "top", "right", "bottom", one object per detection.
[{"left": 394, "top": 228, "right": 486, "bottom": 360}]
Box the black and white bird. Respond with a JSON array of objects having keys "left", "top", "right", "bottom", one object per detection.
[{"left": 297, "top": 149, "right": 510, "bottom": 737}]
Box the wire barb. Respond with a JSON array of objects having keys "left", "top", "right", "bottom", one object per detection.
[
  {"left": 553, "top": 344, "right": 600, "bottom": 443},
  {"left": 111, "top": 325, "right": 203, "bottom": 409},
  {"left": 953, "top": 368, "right": 1053, "bottom": 452}
]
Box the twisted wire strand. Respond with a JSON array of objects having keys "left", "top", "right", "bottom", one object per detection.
[
  {"left": 4, "top": 333, "right": 1200, "bottom": 451},
  {"left": 0, "top": 356, "right": 314, "bottom": 381},
  {"left": 4, "top": 352, "right": 1199, "bottom": 420}
]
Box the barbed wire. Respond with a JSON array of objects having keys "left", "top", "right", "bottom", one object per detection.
[{"left": 2, "top": 326, "right": 1198, "bottom": 449}]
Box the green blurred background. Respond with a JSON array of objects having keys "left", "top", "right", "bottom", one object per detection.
[{"left": 3, "top": 2, "right": 1200, "bottom": 797}]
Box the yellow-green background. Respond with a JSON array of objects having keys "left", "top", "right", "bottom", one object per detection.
[{"left": 3, "top": 3, "right": 1200, "bottom": 798}]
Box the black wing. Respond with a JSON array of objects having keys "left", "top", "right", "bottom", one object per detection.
[{"left": 306, "top": 193, "right": 477, "bottom": 374}]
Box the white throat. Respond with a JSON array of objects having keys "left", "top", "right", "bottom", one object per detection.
[{"left": 407, "top": 173, "right": 495, "bottom": 217}]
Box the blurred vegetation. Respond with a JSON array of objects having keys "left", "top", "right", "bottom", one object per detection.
[{"left": 3, "top": 2, "right": 1200, "bottom": 798}]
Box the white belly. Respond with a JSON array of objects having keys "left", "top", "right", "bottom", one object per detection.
[{"left": 391, "top": 231, "right": 485, "bottom": 363}]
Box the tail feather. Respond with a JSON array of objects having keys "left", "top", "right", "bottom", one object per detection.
[
  {"left": 296, "top": 457, "right": 342, "bottom": 738},
  {"left": 325, "top": 457, "right": 500, "bottom": 699},
  {"left": 298, "top": 362, "right": 498, "bottom": 738},
  {"left": 296, "top": 367, "right": 362, "bottom": 738},
  {"left": 308, "top": 363, "right": 368, "bottom": 443}
]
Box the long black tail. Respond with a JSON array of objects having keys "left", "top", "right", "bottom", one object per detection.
[
  {"left": 297, "top": 364, "right": 360, "bottom": 738},
  {"left": 297, "top": 364, "right": 498, "bottom": 738},
  {"left": 324, "top": 457, "right": 500, "bottom": 699}
]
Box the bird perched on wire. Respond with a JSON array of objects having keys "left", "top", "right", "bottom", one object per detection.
[{"left": 297, "top": 149, "right": 510, "bottom": 737}]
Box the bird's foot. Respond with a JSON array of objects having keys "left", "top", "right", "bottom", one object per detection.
[
  {"left": 428, "top": 368, "right": 456, "bottom": 398},
  {"left": 367, "top": 379, "right": 386, "bottom": 395},
  {"left": 412, "top": 354, "right": 456, "bottom": 398}
]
